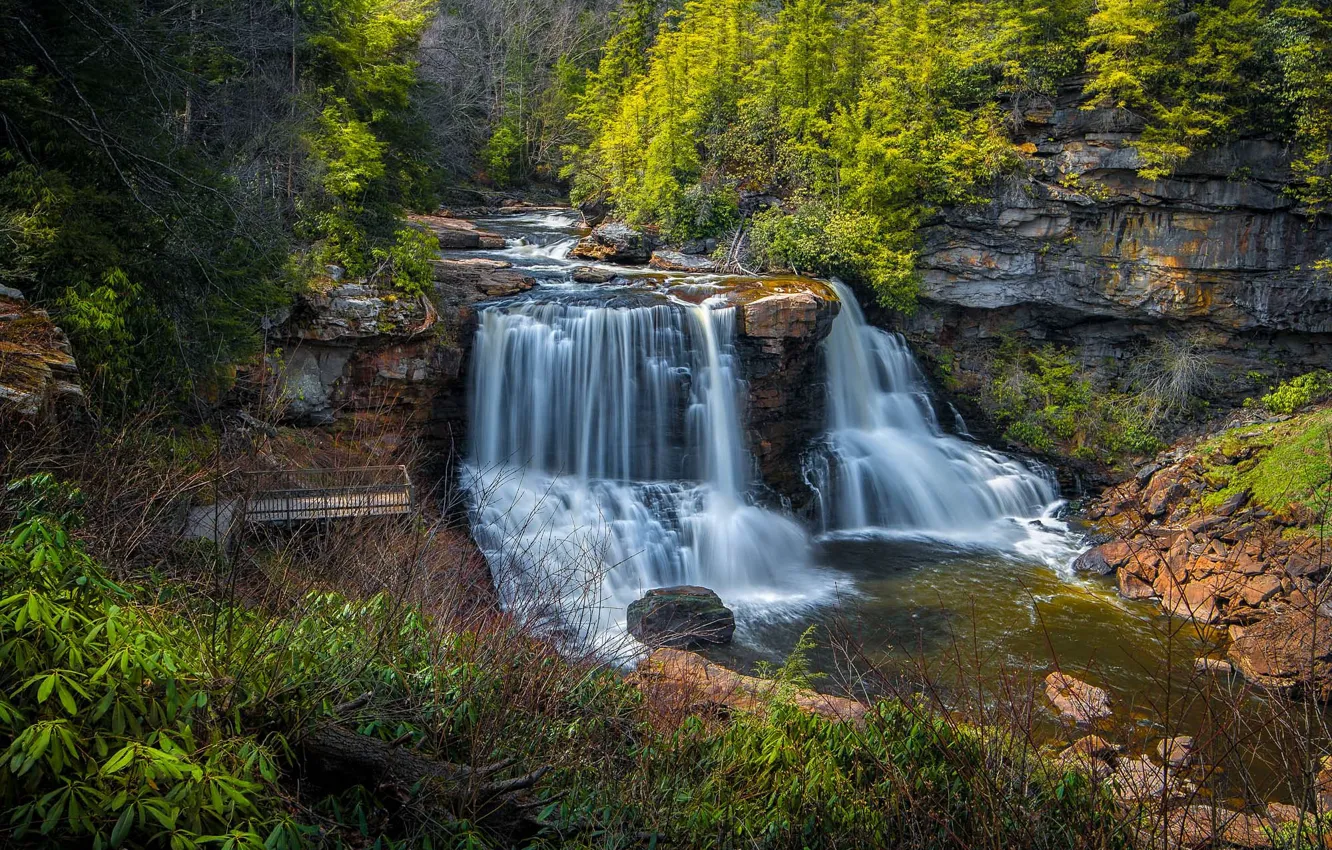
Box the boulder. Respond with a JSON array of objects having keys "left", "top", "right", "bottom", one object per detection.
[
  {"left": 1044, "top": 672, "right": 1112, "bottom": 724},
  {"left": 409, "top": 214, "right": 506, "bottom": 249},
  {"left": 1118, "top": 570, "right": 1158, "bottom": 600},
  {"left": 1060, "top": 735, "right": 1118, "bottom": 762},
  {"left": 649, "top": 250, "right": 718, "bottom": 273},
  {"left": 632, "top": 648, "right": 867, "bottom": 723},
  {"left": 627, "top": 586, "right": 736, "bottom": 649},
  {"left": 431, "top": 258, "right": 535, "bottom": 298},
  {"left": 570, "top": 222, "right": 655, "bottom": 264},
  {"left": 1156, "top": 735, "right": 1196, "bottom": 768},
  {"left": 1072, "top": 545, "right": 1116, "bottom": 576},
  {"left": 1227, "top": 607, "right": 1332, "bottom": 697},
  {"left": 571, "top": 265, "right": 619, "bottom": 283}
]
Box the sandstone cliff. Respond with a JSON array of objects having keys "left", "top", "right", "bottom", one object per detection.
[
  {"left": 898, "top": 80, "right": 1332, "bottom": 422},
  {"left": 0, "top": 285, "right": 82, "bottom": 425}
]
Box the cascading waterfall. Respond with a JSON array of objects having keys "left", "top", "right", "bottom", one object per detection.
[
  {"left": 808, "top": 280, "right": 1060, "bottom": 538},
  {"left": 463, "top": 291, "right": 815, "bottom": 647}
]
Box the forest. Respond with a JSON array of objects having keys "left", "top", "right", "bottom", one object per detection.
[{"left": 3, "top": 0, "right": 1332, "bottom": 848}]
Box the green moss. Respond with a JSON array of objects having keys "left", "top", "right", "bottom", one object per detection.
[{"left": 1195, "top": 407, "right": 1332, "bottom": 517}]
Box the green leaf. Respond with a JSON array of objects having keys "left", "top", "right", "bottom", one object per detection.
[
  {"left": 110, "top": 806, "right": 133, "bottom": 847},
  {"left": 37, "top": 674, "right": 56, "bottom": 703},
  {"left": 101, "top": 745, "right": 136, "bottom": 775}
]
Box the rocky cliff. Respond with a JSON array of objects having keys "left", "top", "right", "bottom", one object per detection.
[
  {"left": 897, "top": 81, "right": 1332, "bottom": 416},
  {"left": 0, "top": 285, "right": 82, "bottom": 426}
]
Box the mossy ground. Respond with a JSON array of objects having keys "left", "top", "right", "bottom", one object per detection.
[{"left": 1195, "top": 406, "right": 1332, "bottom": 522}]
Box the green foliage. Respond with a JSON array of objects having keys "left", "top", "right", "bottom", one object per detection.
[
  {"left": 751, "top": 202, "right": 918, "bottom": 311},
  {"left": 566, "top": 0, "right": 1081, "bottom": 307},
  {"left": 1261, "top": 370, "right": 1332, "bottom": 415},
  {"left": 1, "top": 0, "right": 438, "bottom": 414},
  {"left": 481, "top": 124, "right": 525, "bottom": 188},
  {"left": 987, "top": 342, "right": 1165, "bottom": 462}
]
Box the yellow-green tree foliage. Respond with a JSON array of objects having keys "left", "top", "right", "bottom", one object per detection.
[{"left": 568, "top": 0, "right": 1332, "bottom": 308}]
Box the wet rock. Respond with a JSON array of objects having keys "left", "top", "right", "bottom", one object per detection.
[
  {"left": 571, "top": 265, "right": 618, "bottom": 283},
  {"left": 1072, "top": 545, "right": 1116, "bottom": 576},
  {"left": 649, "top": 250, "right": 718, "bottom": 273},
  {"left": 1227, "top": 607, "right": 1332, "bottom": 697},
  {"left": 410, "top": 213, "right": 506, "bottom": 249},
  {"left": 1135, "top": 463, "right": 1161, "bottom": 486},
  {"left": 0, "top": 291, "right": 83, "bottom": 421},
  {"left": 627, "top": 586, "right": 736, "bottom": 649},
  {"left": 1044, "top": 672, "right": 1112, "bottom": 724},
  {"left": 430, "top": 258, "right": 534, "bottom": 298},
  {"left": 1156, "top": 735, "right": 1196, "bottom": 768},
  {"left": 1118, "top": 570, "right": 1158, "bottom": 600},
  {"left": 632, "top": 648, "right": 868, "bottom": 723},
  {"left": 732, "top": 287, "right": 839, "bottom": 506},
  {"left": 570, "top": 222, "right": 655, "bottom": 264},
  {"left": 1194, "top": 656, "right": 1233, "bottom": 676}
]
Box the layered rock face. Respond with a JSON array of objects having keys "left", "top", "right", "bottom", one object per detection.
[
  {"left": 260, "top": 253, "right": 534, "bottom": 457},
  {"left": 898, "top": 82, "right": 1332, "bottom": 405},
  {"left": 0, "top": 286, "right": 82, "bottom": 425},
  {"left": 731, "top": 285, "right": 839, "bottom": 507}
]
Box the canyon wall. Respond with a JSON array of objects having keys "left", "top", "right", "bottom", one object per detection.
[{"left": 897, "top": 82, "right": 1332, "bottom": 420}]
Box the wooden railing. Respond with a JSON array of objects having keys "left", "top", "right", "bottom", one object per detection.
[{"left": 242, "top": 465, "right": 414, "bottom": 524}]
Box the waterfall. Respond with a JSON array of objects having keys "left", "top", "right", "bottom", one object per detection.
[
  {"left": 809, "top": 280, "right": 1059, "bottom": 537},
  {"left": 463, "top": 292, "right": 815, "bottom": 647}
]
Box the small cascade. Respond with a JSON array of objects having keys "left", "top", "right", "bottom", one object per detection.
[
  {"left": 463, "top": 291, "right": 814, "bottom": 647},
  {"left": 809, "top": 280, "right": 1059, "bottom": 538}
]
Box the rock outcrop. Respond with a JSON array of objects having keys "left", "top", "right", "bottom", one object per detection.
[
  {"left": 649, "top": 250, "right": 718, "bottom": 274},
  {"left": 897, "top": 79, "right": 1332, "bottom": 418},
  {"left": 571, "top": 222, "right": 656, "bottom": 264},
  {"left": 0, "top": 287, "right": 82, "bottom": 423},
  {"left": 729, "top": 283, "right": 840, "bottom": 507},
  {"left": 1088, "top": 406, "right": 1332, "bottom": 698},
  {"left": 256, "top": 238, "right": 536, "bottom": 458}
]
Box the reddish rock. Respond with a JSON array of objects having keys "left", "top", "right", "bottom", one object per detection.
[
  {"left": 1228, "top": 607, "right": 1332, "bottom": 696},
  {"left": 1044, "top": 672, "right": 1112, "bottom": 724},
  {"left": 1119, "top": 571, "right": 1158, "bottom": 600},
  {"left": 740, "top": 293, "right": 824, "bottom": 339},
  {"left": 632, "top": 648, "right": 868, "bottom": 723}
]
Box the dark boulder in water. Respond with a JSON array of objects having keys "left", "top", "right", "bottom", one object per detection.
[{"left": 628, "top": 586, "right": 735, "bottom": 649}]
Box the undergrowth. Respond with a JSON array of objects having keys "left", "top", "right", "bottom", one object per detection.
[{"left": 0, "top": 464, "right": 1132, "bottom": 849}]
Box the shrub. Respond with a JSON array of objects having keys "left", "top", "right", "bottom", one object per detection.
[
  {"left": 1261, "top": 371, "right": 1332, "bottom": 415},
  {"left": 750, "top": 202, "right": 918, "bottom": 312}
]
